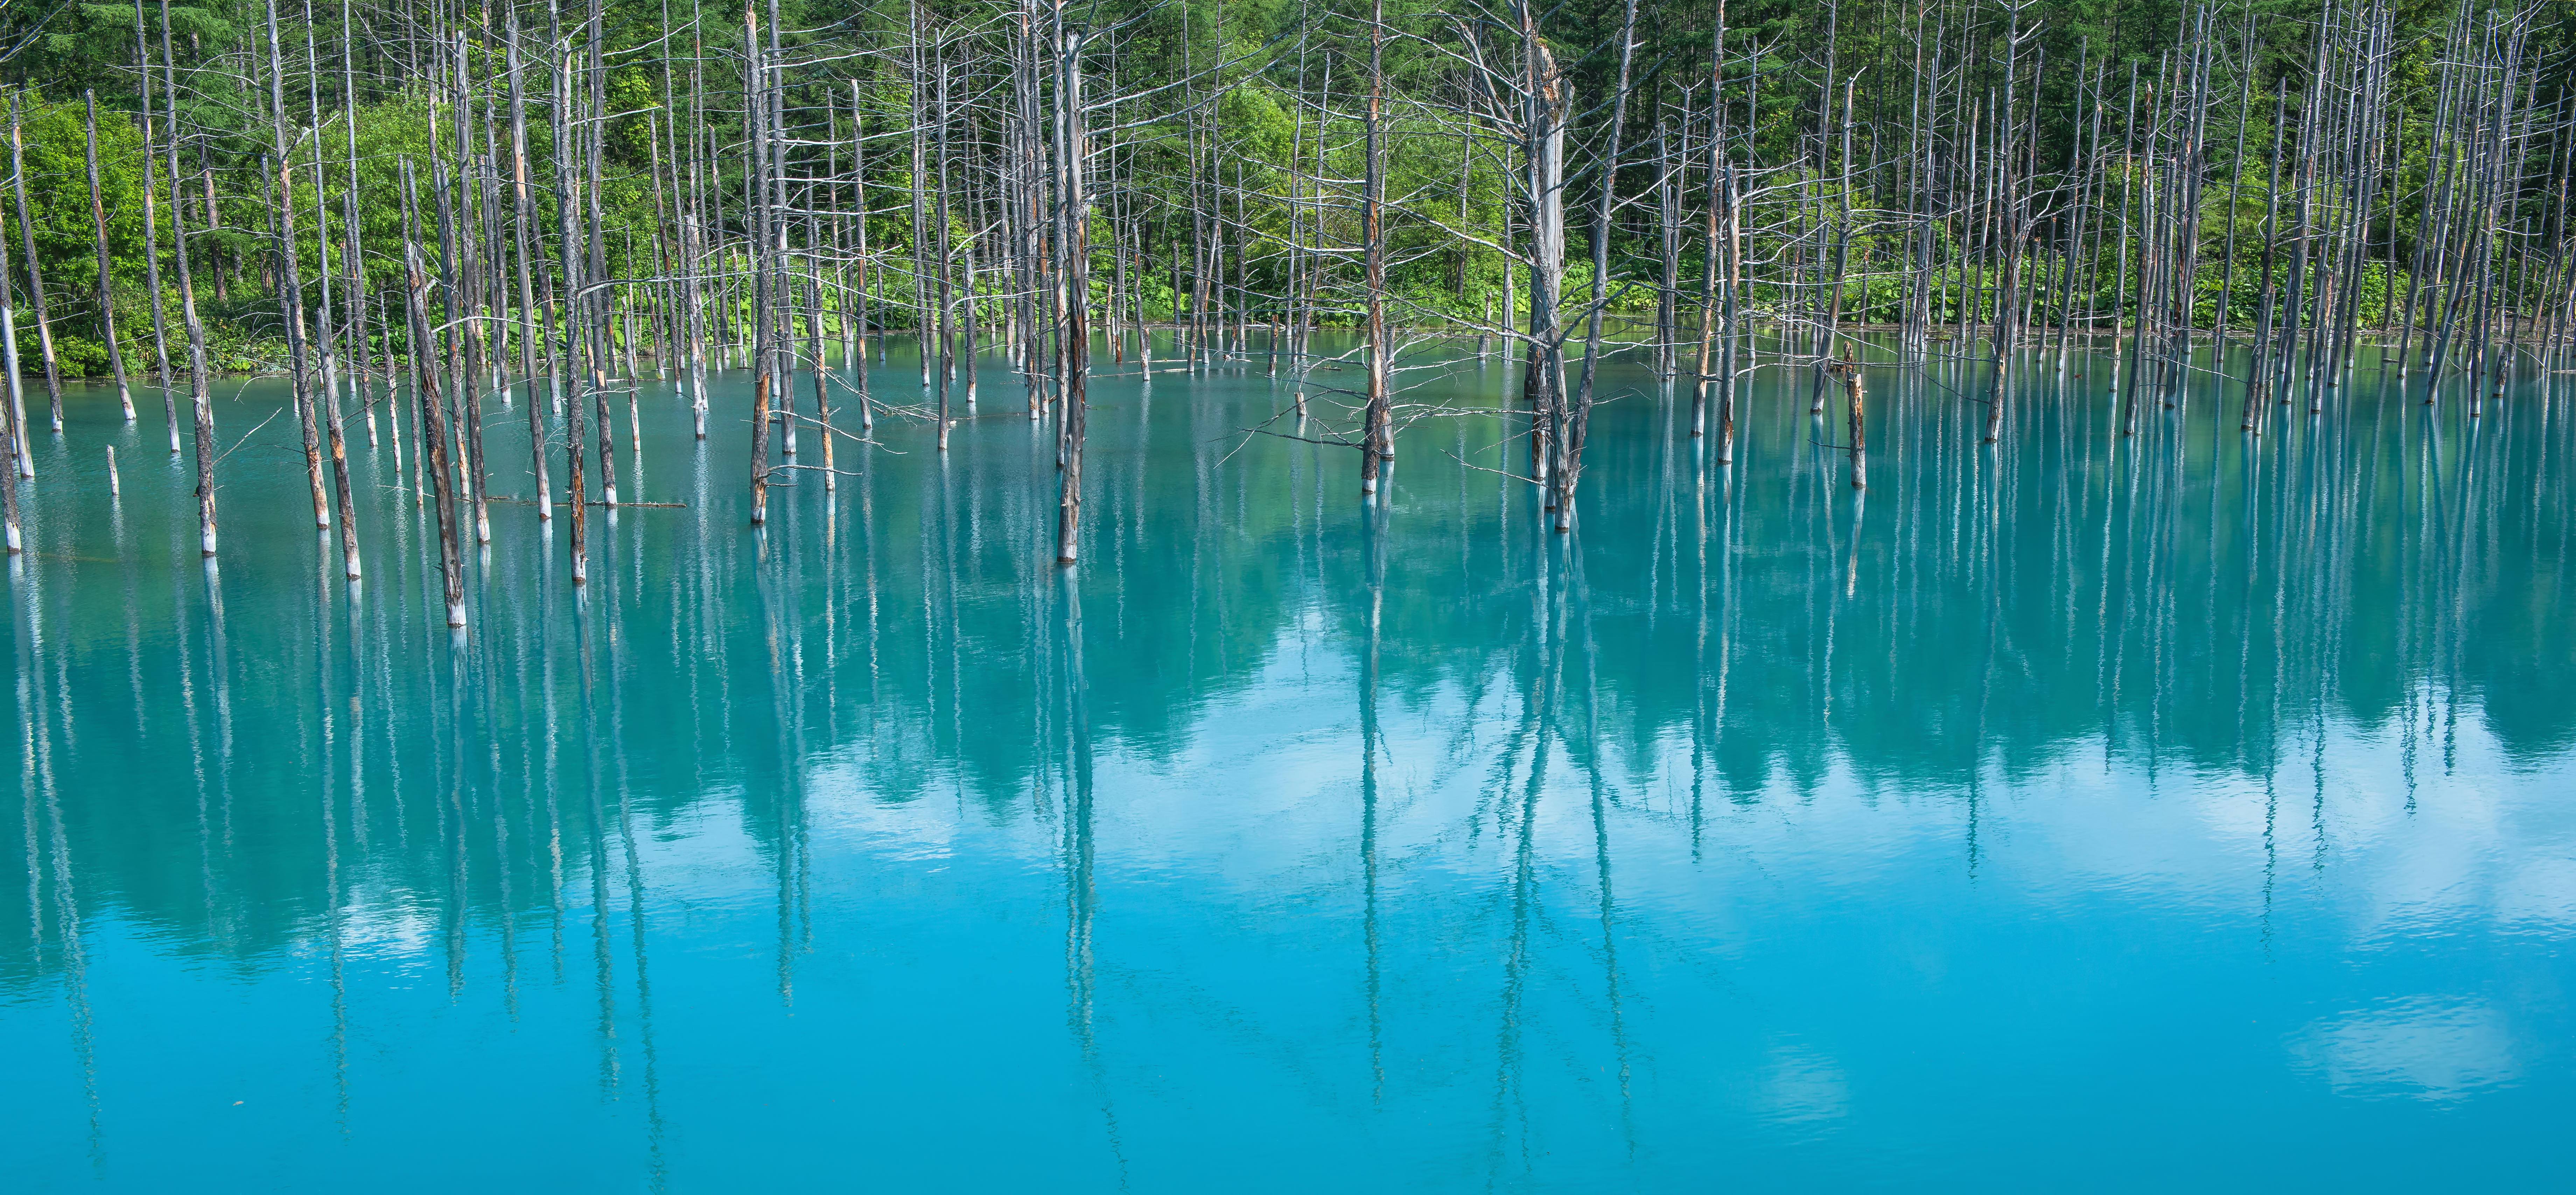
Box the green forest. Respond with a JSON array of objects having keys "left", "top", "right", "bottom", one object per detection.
[{"left": 0, "top": 0, "right": 2567, "bottom": 378}]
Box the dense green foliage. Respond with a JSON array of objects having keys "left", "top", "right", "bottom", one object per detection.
[{"left": 0, "top": 0, "right": 2569, "bottom": 374}]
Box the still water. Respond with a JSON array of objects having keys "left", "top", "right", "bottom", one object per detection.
[{"left": 4, "top": 336, "right": 2571, "bottom": 1190}]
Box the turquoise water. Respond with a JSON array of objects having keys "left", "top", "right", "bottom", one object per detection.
[{"left": 4, "top": 336, "right": 2572, "bottom": 1190}]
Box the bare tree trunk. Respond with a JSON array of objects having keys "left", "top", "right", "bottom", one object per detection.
[
  {"left": 0, "top": 159, "right": 25, "bottom": 548},
  {"left": 159, "top": 0, "right": 216, "bottom": 549},
  {"left": 131, "top": 1, "right": 179, "bottom": 451},
  {"left": 506, "top": 2, "right": 553, "bottom": 517},
  {"left": 263, "top": 0, "right": 331, "bottom": 531},
  {"left": 400, "top": 162, "right": 467, "bottom": 627},
  {"left": 10, "top": 98, "right": 64, "bottom": 441},
  {"left": 746, "top": 1, "right": 772, "bottom": 525},
  {"left": 1560, "top": 0, "right": 1640, "bottom": 528},
  {"left": 1359, "top": 0, "right": 1391, "bottom": 497},
  {"left": 1055, "top": 0, "right": 1090, "bottom": 565}
]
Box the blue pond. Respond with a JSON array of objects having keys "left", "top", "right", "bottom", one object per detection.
[{"left": 4, "top": 335, "right": 2571, "bottom": 1190}]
